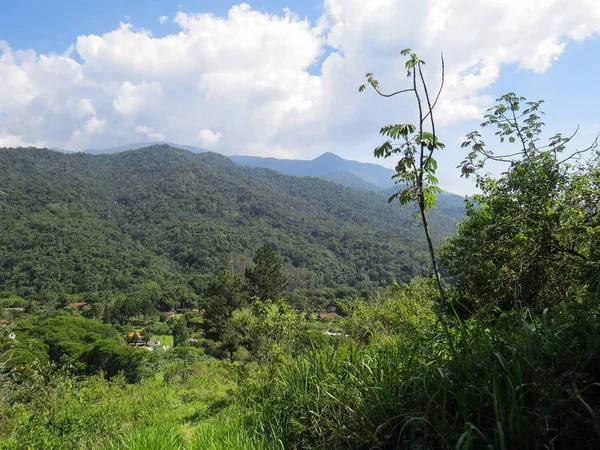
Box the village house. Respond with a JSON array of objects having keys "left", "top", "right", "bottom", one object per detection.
[
  {"left": 127, "top": 332, "right": 146, "bottom": 346},
  {"left": 68, "top": 302, "right": 88, "bottom": 310},
  {"left": 318, "top": 312, "right": 338, "bottom": 320}
]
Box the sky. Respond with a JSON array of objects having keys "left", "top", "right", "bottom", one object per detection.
[{"left": 1, "top": 0, "right": 600, "bottom": 194}]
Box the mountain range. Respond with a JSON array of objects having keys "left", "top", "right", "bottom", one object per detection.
[
  {"left": 0, "top": 144, "right": 465, "bottom": 298},
  {"left": 229, "top": 152, "right": 395, "bottom": 189},
  {"left": 81, "top": 142, "right": 397, "bottom": 190}
]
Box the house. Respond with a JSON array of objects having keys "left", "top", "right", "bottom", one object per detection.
[
  {"left": 166, "top": 311, "right": 176, "bottom": 320},
  {"left": 147, "top": 339, "right": 161, "bottom": 347},
  {"left": 318, "top": 312, "right": 338, "bottom": 320},
  {"left": 324, "top": 331, "right": 344, "bottom": 336},
  {"left": 0, "top": 319, "right": 10, "bottom": 325},
  {"left": 127, "top": 332, "right": 146, "bottom": 346},
  {"left": 68, "top": 302, "right": 88, "bottom": 310}
]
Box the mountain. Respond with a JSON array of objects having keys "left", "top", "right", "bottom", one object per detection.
[
  {"left": 320, "top": 171, "right": 381, "bottom": 190},
  {"left": 85, "top": 141, "right": 206, "bottom": 155},
  {"left": 0, "top": 145, "right": 464, "bottom": 298},
  {"left": 84, "top": 143, "right": 397, "bottom": 190},
  {"left": 230, "top": 152, "right": 396, "bottom": 189}
]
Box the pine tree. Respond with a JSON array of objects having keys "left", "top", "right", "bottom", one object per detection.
[{"left": 245, "top": 244, "right": 287, "bottom": 301}]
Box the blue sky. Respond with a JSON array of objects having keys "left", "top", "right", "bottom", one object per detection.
[
  {"left": 0, "top": 0, "right": 324, "bottom": 52},
  {"left": 1, "top": 0, "right": 599, "bottom": 194}
]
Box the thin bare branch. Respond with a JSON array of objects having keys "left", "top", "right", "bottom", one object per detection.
[
  {"left": 418, "top": 60, "right": 440, "bottom": 173},
  {"left": 537, "top": 125, "right": 579, "bottom": 150},
  {"left": 423, "top": 53, "right": 445, "bottom": 123},
  {"left": 558, "top": 134, "right": 599, "bottom": 165},
  {"left": 373, "top": 87, "right": 415, "bottom": 98}
]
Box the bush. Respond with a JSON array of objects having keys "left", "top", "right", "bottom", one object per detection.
[
  {"left": 244, "top": 298, "right": 600, "bottom": 449},
  {"left": 340, "top": 277, "right": 439, "bottom": 343},
  {"left": 146, "top": 322, "right": 171, "bottom": 335}
]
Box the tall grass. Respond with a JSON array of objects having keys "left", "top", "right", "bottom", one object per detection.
[
  {"left": 190, "top": 413, "right": 282, "bottom": 450},
  {"left": 107, "top": 414, "right": 280, "bottom": 450},
  {"left": 108, "top": 425, "right": 184, "bottom": 450},
  {"left": 244, "top": 302, "right": 600, "bottom": 449}
]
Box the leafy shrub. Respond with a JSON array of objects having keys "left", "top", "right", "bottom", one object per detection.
[{"left": 245, "top": 298, "right": 600, "bottom": 449}]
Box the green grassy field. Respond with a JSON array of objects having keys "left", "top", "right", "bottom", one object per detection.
[{"left": 152, "top": 334, "right": 173, "bottom": 346}]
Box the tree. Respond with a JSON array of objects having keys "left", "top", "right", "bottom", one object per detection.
[
  {"left": 226, "top": 299, "right": 301, "bottom": 363},
  {"left": 172, "top": 317, "right": 189, "bottom": 347},
  {"left": 201, "top": 270, "right": 247, "bottom": 341},
  {"left": 443, "top": 93, "right": 600, "bottom": 310},
  {"left": 360, "top": 48, "right": 447, "bottom": 303},
  {"left": 245, "top": 244, "right": 287, "bottom": 301}
]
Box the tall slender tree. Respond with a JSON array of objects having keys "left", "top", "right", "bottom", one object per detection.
[
  {"left": 245, "top": 244, "right": 287, "bottom": 301},
  {"left": 360, "top": 49, "right": 446, "bottom": 302}
]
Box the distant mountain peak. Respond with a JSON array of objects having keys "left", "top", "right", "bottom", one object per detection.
[
  {"left": 230, "top": 152, "right": 395, "bottom": 190},
  {"left": 314, "top": 152, "right": 343, "bottom": 161},
  {"left": 83, "top": 142, "right": 395, "bottom": 190},
  {"left": 84, "top": 142, "right": 206, "bottom": 155}
]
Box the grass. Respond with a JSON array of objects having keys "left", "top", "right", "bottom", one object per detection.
[
  {"left": 244, "top": 302, "right": 600, "bottom": 449},
  {"left": 0, "top": 359, "right": 239, "bottom": 450},
  {"left": 153, "top": 334, "right": 174, "bottom": 347},
  {"left": 4, "top": 298, "right": 600, "bottom": 449},
  {"left": 107, "top": 414, "right": 280, "bottom": 450},
  {"left": 108, "top": 425, "right": 184, "bottom": 450}
]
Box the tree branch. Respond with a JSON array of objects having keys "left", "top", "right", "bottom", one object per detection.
[
  {"left": 373, "top": 87, "right": 415, "bottom": 98},
  {"left": 422, "top": 53, "right": 444, "bottom": 123}
]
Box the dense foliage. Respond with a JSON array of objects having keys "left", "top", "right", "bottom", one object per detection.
[
  {"left": 444, "top": 93, "right": 600, "bottom": 311},
  {"left": 2, "top": 92, "right": 600, "bottom": 449},
  {"left": 0, "top": 145, "right": 462, "bottom": 301}
]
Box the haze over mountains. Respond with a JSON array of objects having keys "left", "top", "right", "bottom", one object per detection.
[
  {"left": 230, "top": 152, "right": 396, "bottom": 189},
  {"left": 85, "top": 141, "right": 207, "bottom": 155},
  {"left": 80, "top": 142, "right": 398, "bottom": 190}
]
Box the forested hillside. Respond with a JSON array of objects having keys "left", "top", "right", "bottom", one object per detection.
[
  {"left": 231, "top": 151, "right": 396, "bottom": 189},
  {"left": 0, "top": 145, "right": 463, "bottom": 299}
]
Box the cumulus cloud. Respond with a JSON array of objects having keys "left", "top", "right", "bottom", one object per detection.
[
  {"left": 136, "top": 125, "right": 164, "bottom": 141},
  {"left": 0, "top": 130, "right": 46, "bottom": 148},
  {"left": 83, "top": 117, "right": 106, "bottom": 134},
  {"left": 77, "top": 98, "right": 96, "bottom": 117},
  {"left": 198, "top": 129, "right": 223, "bottom": 148},
  {"left": 158, "top": 16, "right": 168, "bottom": 25},
  {"left": 0, "top": 0, "right": 599, "bottom": 188},
  {"left": 113, "top": 81, "right": 162, "bottom": 116}
]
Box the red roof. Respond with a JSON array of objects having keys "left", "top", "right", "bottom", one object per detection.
[
  {"left": 68, "top": 302, "right": 88, "bottom": 308},
  {"left": 0, "top": 319, "right": 10, "bottom": 324},
  {"left": 128, "top": 332, "right": 144, "bottom": 338},
  {"left": 318, "top": 312, "right": 338, "bottom": 318}
]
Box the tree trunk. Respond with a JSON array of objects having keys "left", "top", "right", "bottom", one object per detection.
[{"left": 419, "top": 198, "right": 446, "bottom": 304}]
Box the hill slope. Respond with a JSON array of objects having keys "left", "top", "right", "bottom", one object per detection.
[
  {"left": 84, "top": 142, "right": 400, "bottom": 190},
  {"left": 0, "top": 145, "right": 463, "bottom": 296},
  {"left": 230, "top": 152, "right": 396, "bottom": 189},
  {"left": 85, "top": 141, "right": 206, "bottom": 155}
]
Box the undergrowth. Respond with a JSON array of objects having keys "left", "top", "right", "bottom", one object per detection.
[{"left": 244, "top": 301, "right": 600, "bottom": 449}]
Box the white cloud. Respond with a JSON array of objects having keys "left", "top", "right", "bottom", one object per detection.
[
  {"left": 0, "top": 130, "right": 46, "bottom": 148},
  {"left": 83, "top": 117, "right": 106, "bottom": 134},
  {"left": 0, "top": 1, "right": 599, "bottom": 190},
  {"left": 198, "top": 129, "right": 223, "bottom": 148},
  {"left": 78, "top": 98, "right": 96, "bottom": 117},
  {"left": 136, "top": 125, "right": 164, "bottom": 141},
  {"left": 113, "top": 81, "right": 162, "bottom": 116},
  {"left": 158, "top": 16, "right": 168, "bottom": 25}
]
